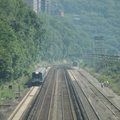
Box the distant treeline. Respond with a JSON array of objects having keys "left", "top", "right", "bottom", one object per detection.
[
  {"left": 39, "top": 13, "right": 91, "bottom": 62},
  {"left": 0, "top": 0, "right": 90, "bottom": 83},
  {"left": 51, "top": 0, "right": 120, "bottom": 55},
  {"left": 1, "top": 0, "right": 120, "bottom": 84}
]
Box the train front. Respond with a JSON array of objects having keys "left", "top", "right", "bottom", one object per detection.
[{"left": 31, "top": 71, "right": 42, "bottom": 86}]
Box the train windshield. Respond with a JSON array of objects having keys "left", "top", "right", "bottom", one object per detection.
[{"left": 32, "top": 72, "right": 42, "bottom": 79}]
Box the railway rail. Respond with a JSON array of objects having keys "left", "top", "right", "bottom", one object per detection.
[
  {"left": 7, "top": 65, "right": 120, "bottom": 120},
  {"left": 69, "top": 67, "right": 120, "bottom": 120},
  {"left": 78, "top": 70, "right": 120, "bottom": 119},
  {"left": 22, "top": 66, "right": 77, "bottom": 120},
  {"left": 56, "top": 68, "right": 76, "bottom": 120},
  {"left": 67, "top": 69, "right": 100, "bottom": 120},
  {"left": 23, "top": 67, "right": 57, "bottom": 120}
]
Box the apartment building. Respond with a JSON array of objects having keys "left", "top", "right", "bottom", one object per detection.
[{"left": 24, "top": 0, "right": 51, "bottom": 14}]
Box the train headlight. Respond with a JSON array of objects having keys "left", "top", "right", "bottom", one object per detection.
[{"left": 35, "top": 72, "right": 39, "bottom": 74}]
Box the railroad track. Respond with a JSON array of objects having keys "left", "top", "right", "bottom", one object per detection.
[
  {"left": 68, "top": 67, "right": 120, "bottom": 120},
  {"left": 23, "top": 67, "right": 57, "bottom": 120},
  {"left": 58, "top": 68, "right": 76, "bottom": 120},
  {"left": 23, "top": 66, "right": 77, "bottom": 120},
  {"left": 8, "top": 66, "right": 119, "bottom": 120},
  {"left": 78, "top": 70, "right": 120, "bottom": 119},
  {"left": 67, "top": 69, "right": 100, "bottom": 120},
  {"left": 8, "top": 87, "right": 40, "bottom": 120}
]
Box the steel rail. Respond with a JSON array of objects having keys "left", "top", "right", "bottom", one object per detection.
[
  {"left": 62, "top": 87, "right": 65, "bottom": 120},
  {"left": 65, "top": 69, "right": 88, "bottom": 120},
  {"left": 23, "top": 67, "right": 57, "bottom": 120},
  {"left": 69, "top": 70, "right": 101, "bottom": 120},
  {"left": 38, "top": 68, "right": 56, "bottom": 120},
  {"left": 78, "top": 70, "right": 120, "bottom": 118},
  {"left": 23, "top": 68, "right": 52, "bottom": 120},
  {"left": 47, "top": 79, "right": 56, "bottom": 120},
  {"left": 63, "top": 68, "right": 75, "bottom": 120}
]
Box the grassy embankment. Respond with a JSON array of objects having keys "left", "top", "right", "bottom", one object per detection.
[
  {"left": 0, "top": 61, "right": 54, "bottom": 104},
  {"left": 0, "top": 76, "right": 29, "bottom": 104},
  {"left": 84, "top": 67, "right": 120, "bottom": 96}
]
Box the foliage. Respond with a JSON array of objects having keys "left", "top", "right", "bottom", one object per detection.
[
  {"left": 0, "top": 76, "right": 30, "bottom": 103},
  {"left": 0, "top": 0, "right": 120, "bottom": 97},
  {"left": 0, "top": 0, "right": 45, "bottom": 82},
  {"left": 51, "top": 0, "right": 120, "bottom": 94},
  {"left": 51, "top": 0, "right": 120, "bottom": 55},
  {"left": 85, "top": 58, "right": 120, "bottom": 95},
  {"left": 1, "top": 88, "right": 15, "bottom": 99},
  {"left": 38, "top": 13, "right": 91, "bottom": 62}
]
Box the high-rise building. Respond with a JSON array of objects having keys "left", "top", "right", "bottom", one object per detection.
[
  {"left": 33, "top": 0, "right": 37, "bottom": 13},
  {"left": 24, "top": 0, "right": 51, "bottom": 14},
  {"left": 46, "top": 0, "right": 51, "bottom": 14}
]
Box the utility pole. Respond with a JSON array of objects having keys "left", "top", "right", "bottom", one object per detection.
[
  {"left": 94, "top": 36, "right": 104, "bottom": 55},
  {"left": 93, "top": 36, "right": 104, "bottom": 68}
]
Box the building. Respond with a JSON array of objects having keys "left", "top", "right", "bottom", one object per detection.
[
  {"left": 33, "top": 0, "right": 38, "bottom": 13},
  {"left": 24, "top": 0, "right": 51, "bottom": 14}
]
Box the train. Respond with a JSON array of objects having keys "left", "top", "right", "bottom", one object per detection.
[
  {"left": 31, "top": 67, "right": 46, "bottom": 86},
  {"left": 72, "top": 61, "right": 79, "bottom": 66}
]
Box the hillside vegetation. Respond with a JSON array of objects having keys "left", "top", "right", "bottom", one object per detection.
[
  {"left": 50, "top": 0, "right": 120, "bottom": 94},
  {"left": 0, "top": 0, "right": 90, "bottom": 84},
  {"left": 0, "top": 0, "right": 45, "bottom": 83},
  {"left": 51, "top": 0, "right": 120, "bottom": 55},
  {"left": 84, "top": 58, "right": 120, "bottom": 95},
  {"left": 39, "top": 14, "right": 91, "bottom": 62},
  {"left": 0, "top": 0, "right": 120, "bottom": 97}
]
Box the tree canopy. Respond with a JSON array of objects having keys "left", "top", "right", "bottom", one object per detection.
[
  {"left": 0, "top": 0, "right": 120, "bottom": 84},
  {"left": 51, "top": 0, "right": 120, "bottom": 55},
  {"left": 39, "top": 14, "right": 90, "bottom": 62},
  {"left": 0, "top": 0, "right": 45, "bottom": 82}
]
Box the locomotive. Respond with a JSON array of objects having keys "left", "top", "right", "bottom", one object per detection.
[
  {"left": 31, "top": 67, "right": 46, "bottom": 86},
  {"left": 72, "top": 61, "right": 78, "bottom": 66}
]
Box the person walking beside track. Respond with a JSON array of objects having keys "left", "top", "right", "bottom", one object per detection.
[
  {"left": 106, "top": 81, "right": 109, "bottom": 87},
  {"left": 103, "top": 81, "right": 109, "bottom": 87},
  {"left": 101, "top": 82, "right": 104, "bottom": 87},
  {"left": 104, "top": 81, "right": 107, "bottom": 87}
]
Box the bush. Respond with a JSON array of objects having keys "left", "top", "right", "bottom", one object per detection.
[{"left": 1, "top": 88, "right": 15, "bottom": 99}]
